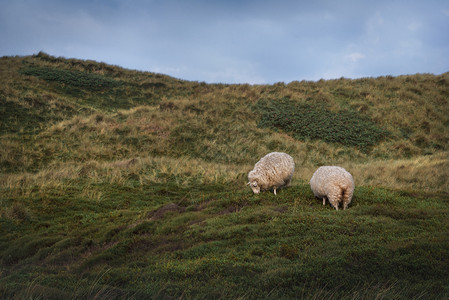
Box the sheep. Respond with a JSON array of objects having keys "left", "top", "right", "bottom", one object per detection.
[
  {"left": 247, "top": 152, "right": 295, "bottom": 195},
  {"left": 309, "top": 166, "right": 354, "bottom": 210}
]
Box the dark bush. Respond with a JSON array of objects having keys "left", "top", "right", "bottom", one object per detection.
[
  {"left": 254, "top": 98, "right": 390, "bottom": 148},
  {"left": 20, "top": 66, "right": 122, "bottom": 91}
]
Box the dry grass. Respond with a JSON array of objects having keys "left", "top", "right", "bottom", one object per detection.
[
  {"left": 286, "top": 152, "right": 449, "bottom": 193},
  {"left": 348, "top": 152, "right": 449, "bottom": 192},
  {"left": 0, "top": 155, "right": 250, "bottom": 196},
  {"left": 2, "top": 150, "right": 447, "bottom": 199}
]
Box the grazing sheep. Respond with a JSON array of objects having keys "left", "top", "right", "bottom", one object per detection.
[
  {"left": 248, "top": 152, "right": 295, "bottom": 195},
  {"left": 310, "top": 166, "right": 354, "bottom": 210}
]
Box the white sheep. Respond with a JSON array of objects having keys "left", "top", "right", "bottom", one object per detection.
[
  {"left": 309, "top": 166, "right": 354, "bottom": 210},
  {"left": 247, "top": 152, "right": 295, "bottom": 195}
]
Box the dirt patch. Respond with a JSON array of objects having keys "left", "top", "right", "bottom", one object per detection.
[
  {"left": 148, "top": 203, "right": 186, "bottom": 220},
  {"left": 130, "top": 234, "right": 187, "bottom": 254},
  {"left": 154, "top": 240, "right": 187, "bottom": 253},
  {"left": 188, "top": 218, "right": 205, "bottom": 226},
  {"left": 195, "top": 199, "right": 215, "bottom": 211},
  {"left": 272, "top": 206, "right": 289, "bottom": 213},
  {"left": 218, "top": 205, "right": 238, "bottom": 215}
]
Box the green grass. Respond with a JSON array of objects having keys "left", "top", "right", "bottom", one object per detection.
[
  {"left": 0, "top": 53, "right": 448, "bottom": 298},
  {"left": 1, "top": 179, "right": 448, "bottom": 299},
  {"left": 19, "top": 66, "right": 123, "bottom": 91},
  {"left": 254, "top": 98, "right": 390, "bottom": 148},
  {"left": 18, "top": 65, "right": 158, "bottom": 111}
]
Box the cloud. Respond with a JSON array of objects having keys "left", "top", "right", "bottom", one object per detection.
[
  {"left": 345, "top": 52, "right": 366, "bottom": 63},
  {"left": 1, "top": 0, "right": 448, "bottom": 83},
  {"left": 407, "top": 21, "right": 422, "bottom": 32}
]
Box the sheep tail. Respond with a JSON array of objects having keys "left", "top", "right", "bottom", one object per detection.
[
  {"left": 341, "top": 184, "right": 353, "bottom": 210},
  {"left": 331, "top": 184, "right": 348, "bottom": 211}
]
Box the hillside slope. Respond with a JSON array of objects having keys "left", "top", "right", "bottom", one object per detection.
[
  {"left": 1, "top": 52, "right": 448, "bottom": 191},
  {"left": 1, "top": 53, "right": 448, "bottom": 299}
]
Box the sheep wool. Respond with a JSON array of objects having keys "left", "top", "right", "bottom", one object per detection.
[
  {"left": 248, "top": 152, "right": 295, "bottom": 195},
  {"left": 310, "top": 166, "right": 354, "bottom": 210}
]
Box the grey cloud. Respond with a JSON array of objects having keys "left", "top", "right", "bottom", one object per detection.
[{"left": 1, "top": 0, "right": 448, "bottom": 83}]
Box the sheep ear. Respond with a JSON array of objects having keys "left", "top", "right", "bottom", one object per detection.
[{"left": 246, "top": 182, "right": 251, "bottom": 186}]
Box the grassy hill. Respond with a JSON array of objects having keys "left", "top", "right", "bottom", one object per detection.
[{"left": 1, "top": 52, "right": 448, "bottom": 299}]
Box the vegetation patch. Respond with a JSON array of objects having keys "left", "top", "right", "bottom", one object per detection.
[
  {"left": 254, "top": 98, "right": 390, "bottom": 148},
  {"left": 0, "top": 95, "right": 75, "bottom": 135},
  {"left": 19, "top": 65, "right": 164, "bottom": 110},
  {"left": 20, "top": 66, "right": 122, "bottom": 91},
  {"left": 0, "top": 97, "right": 44, "bottom": 134}
]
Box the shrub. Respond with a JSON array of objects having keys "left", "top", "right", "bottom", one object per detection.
[{"left": 254, "top": 98, "right": 390, "bottom": 148}]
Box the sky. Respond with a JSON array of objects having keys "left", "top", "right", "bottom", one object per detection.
[{"left": 1, "top": 0, "right": 449, "bottom": 84}]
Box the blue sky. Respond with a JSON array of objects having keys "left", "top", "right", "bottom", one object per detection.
[{"left": 1, "top": 0, "right": 448, "bottom": 84}]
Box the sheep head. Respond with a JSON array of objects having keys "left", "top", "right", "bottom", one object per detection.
[{"left": 247, "top": 180, "right": 260, "bottom": 194}]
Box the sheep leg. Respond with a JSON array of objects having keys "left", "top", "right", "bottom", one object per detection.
[
  {"left": 322, "top": 198, "right": 326, "bottom": 205},
  {"left": 273, "top": 187, "right": 277, "bottom": 195}
]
